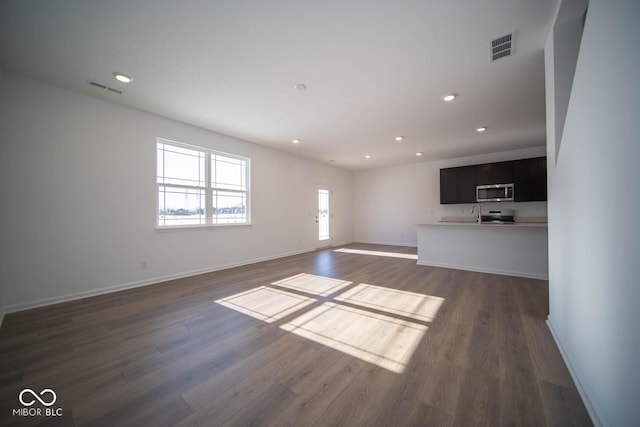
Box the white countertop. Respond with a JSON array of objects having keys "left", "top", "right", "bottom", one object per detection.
[{"left": 419, "top": 220, "right": 547, "bottom": 228}]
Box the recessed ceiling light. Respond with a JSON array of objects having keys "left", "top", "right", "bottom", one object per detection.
[
  {"left": 292, "top": 139, "right": 301, "bottom": 144},
  {"left": 394, "top": 136, "right": 404, "bottom": 141},
  {"left": 365, "top": 154, "right": 372, "bottom": 159},
  {"left": 416, "top": 152, "right": 423, "bottom": 156},
  {"left": 476, "top": 126, "right": 488, "bottom": 132},
  {"left": 442, "top": 94, "right": 456, "bottom": 102},
  {"left": 294, "top": 83, "right": 307, "bottom": 91},
  {"left": 112, "top": 72, "right": 133, "bottom": 83}
]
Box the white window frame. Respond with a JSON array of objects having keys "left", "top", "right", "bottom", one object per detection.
[{"left": 156, "top": 137, "right": 251, "bottom": 229}]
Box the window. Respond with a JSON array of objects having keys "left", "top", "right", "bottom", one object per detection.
[{"left": 156, "top": 138, "right": 250, "bottom": 228}]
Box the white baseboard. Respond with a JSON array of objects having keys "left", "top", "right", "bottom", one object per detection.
[
  {"left": 3, "top": 246, "right": 318, "bottom": 315},
  {"left": 329, "top": 239, "right": 354, "bottom": 248},
  {"left": 416, "top": 259, "right": 548, "bottom": 280},
  {"left": 546, "top": 317, "right": 602, "bottom": 427}
]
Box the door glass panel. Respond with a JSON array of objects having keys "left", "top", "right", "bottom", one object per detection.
[{"left": 318, "top": 189, "right": 330, "bottom": 241}]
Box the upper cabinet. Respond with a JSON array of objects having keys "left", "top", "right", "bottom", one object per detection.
[
  {"left": 440, "top": 165, "right": 477, "bottom": 204},
  {"left": 439, "top": 167, "right": 459, "bottom": 205},
  {"left": 476, "top": 161, "right": 513, "bottom": 185},
  {"left": 457, "top": 165, "right": 477, "bottom": 203},
  {"left": 440, "top": 156, "right": 546, "bottom": 204},
  {"left": 513, "top": 157, "right": 547, "bottom": 202}
]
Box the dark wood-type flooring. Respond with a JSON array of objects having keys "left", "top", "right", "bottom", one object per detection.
[{"left": 0, "top": 243, "right": 592, "bottom": 426}]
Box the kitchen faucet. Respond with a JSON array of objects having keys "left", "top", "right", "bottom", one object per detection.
[{"left": 471, "top": 203, "right": 482, "bottom": 224}]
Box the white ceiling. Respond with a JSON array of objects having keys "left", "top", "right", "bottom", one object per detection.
[{"left": 0, "top": 0, "right": 558, "bottom": 170}]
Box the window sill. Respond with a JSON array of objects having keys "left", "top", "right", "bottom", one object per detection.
[{"left": 155, "top": 222, "right": 252, "bottom": 231}]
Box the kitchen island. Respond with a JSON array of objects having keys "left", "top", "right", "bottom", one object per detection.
[{"left": 417, "top": 221, "right": 548, "bottom": 279}]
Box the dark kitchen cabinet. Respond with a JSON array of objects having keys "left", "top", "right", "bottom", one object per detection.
[
  {"left": 477, "top": 161, "right": 513, "bottom": 185},
  {"left": 440, "top": 156, "right": 546, "bottom": 204},
  {"left": 457, "top": 165, "right": 477, "bottom": 203},
  {"left": 440, "top": 165, "right": 477, "bottom": 204},
  {"left": 514, "top": 157, "right": 547, "bottom": 202},
  {"left": 440, "top": 167, "right": 458, "bottom": 204}
]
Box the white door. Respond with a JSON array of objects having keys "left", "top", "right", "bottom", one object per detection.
[{"left": 317, "top": 188, "right": 331, "bottom": 245}]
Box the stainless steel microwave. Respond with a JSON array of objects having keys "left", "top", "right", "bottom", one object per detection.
[{"left": 476, "top": 183, "right": 514, "bottom": 202}]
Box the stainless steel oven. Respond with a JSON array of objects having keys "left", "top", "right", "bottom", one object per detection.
[{"left": 476, "top": 183, "right": 514, "bottom": 202}]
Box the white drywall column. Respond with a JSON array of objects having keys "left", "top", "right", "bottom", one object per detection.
[{"left": 545, "top": 1, "right": 640, "bottom": 426}]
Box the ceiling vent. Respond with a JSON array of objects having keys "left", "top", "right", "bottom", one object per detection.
[
  {"left": 490, "top": 33, "right": 514, "bottom": 62},
  {"left": 88, "top": 81, "right": 123, "bottom": 94}
]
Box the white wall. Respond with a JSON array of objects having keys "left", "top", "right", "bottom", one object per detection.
[
  {"left": 545, "top": 1, "right": 640, "bottom": 426},
  {"left": 353, "top": 146, "right": 547, "bottom": 246},
  {"left": 0, "top": 73, "right": 354, "bottom": 312},
  {"left": 550, "top": 11, "right": 584, "bottom": 163}
]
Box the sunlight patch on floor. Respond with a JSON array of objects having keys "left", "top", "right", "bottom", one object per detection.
[
  {"left": 280, "top": 302, "right": 428, "bottom": 373},
  {"left": 335, "top": 283, "right": 444, "bottom": 323},
  {"left": 272, "top": 273, "right": 352, "bottom": 296},
  {"left": 215, "top": 286, "right": 315, "bottom": 323},
  {"left": 334, "top": 248, "right": 418, "bottom": 260},
  {"left": 214, "top": 273, "right": 442, "bottom": 373}
]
